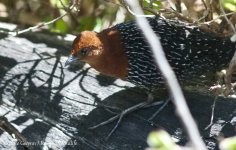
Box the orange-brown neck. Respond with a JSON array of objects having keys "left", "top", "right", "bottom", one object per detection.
[{"left": 88, "top": 28, "right": 128, "bottom": 79}]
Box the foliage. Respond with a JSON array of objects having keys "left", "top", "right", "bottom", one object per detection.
[
  {"left": 146, "top": 130, "right": 176, "bottom": 150},
  {"left": 0, "top": 0, "right": 125, "bottom": 34},
  {"left": 0, "top": 0, "right": 235, "bottom": 35},
  {"left": 147, "top": 130, "right": 236, "bottom": 150},
  {"left": 220, "top": 136, "right": 236, "bottom": 150},
  {"left": 223, "top": 0, "right": 236, "bottom": 11}
]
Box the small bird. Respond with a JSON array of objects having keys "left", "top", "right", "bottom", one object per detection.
[
  {"left": 66, "top": 17, "right": 235, "bottom": 88},
  {"left": 65, "top": 16, "right": 235, "bottom": 138}
]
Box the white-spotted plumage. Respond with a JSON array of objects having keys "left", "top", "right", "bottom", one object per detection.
[{"left": 115, "top": 17, "right": 235, "bottom": 89}]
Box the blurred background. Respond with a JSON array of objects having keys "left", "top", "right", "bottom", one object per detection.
[
  {"left": 0, "top": 0, "right": 132, "bottom": 34},
  {"left": 0, "top": 0, "right": 236, "bottom": 35}
]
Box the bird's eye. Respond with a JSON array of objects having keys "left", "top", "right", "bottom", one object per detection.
[{"left": 80, "top": 47, "right": 89, "bottom": 56}]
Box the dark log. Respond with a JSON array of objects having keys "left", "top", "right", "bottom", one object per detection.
[{"left": 0, "top": 23, "right": 235, "bottom": 150}]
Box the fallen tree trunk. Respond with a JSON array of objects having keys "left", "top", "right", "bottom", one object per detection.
[{"left": 0, "top": 23, "right": 235, "bottom": 150}]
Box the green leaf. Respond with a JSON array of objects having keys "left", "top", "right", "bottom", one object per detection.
[
  {"left": 54, "top": 19, "right": 69, "bottom": 33},
  {"left": 221, "top": 0, "right": 236, "bottom": 11},
  {"left": 142, "top": 0, "right": 162, "bottom": 15},
  {"left": 220, "top": 136, "right": 236, "bottom": 150},
  {"left": 143, "top": 0, "right": 163, "bottom": 10},
  {"left": 50, "top": 0, "right": 69, "bottom": 7},
  {"left": 77, "top": 17, "right": 97, "bottom": 32},
  {"left": 147, "top": 130, "right": 175, "bottom": 150},
  {"left": 93, "top": 18, "right": 103, "bottom": 32}
]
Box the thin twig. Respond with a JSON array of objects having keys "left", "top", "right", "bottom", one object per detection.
[
  {"left": 125, "top": 0, "right": 207, "bottom": 150},
  {"left": 219, "top": 0, "right": 236, "bottom": 96},
  {"left": 207, "top": 0, "right": 213, "bottom": 20},
  {"left": 149, "top": 0, "right": 154, "bottom": 8},
  {"left": 175, "top": 0, "right": 181, "bottom": 13},
  {"left": 125, "top": 3, "right": 155, "bottom": 17},
  {"left": 8, "top": 0, "right": 78, "bottom": 36},
  {"left": 200, "top": 12, "right": 236, "bottom": 25},
  {"left": 195, "top": 0, "right": 212, "bottom": 23},
  {"left": 224, "top": 51, "right": 236, "bottom": 96},
  {"left": 218, "top": 0, "right": 236, "bottom": 98},
  {"left": 167, "top": 0, "right": 177, "bottom": 11},
  {"left": 161, "top": 9, "right": 194, "bottom": 23},
  {"left": 58, "top": 0, "right": 67, "bottom": 10},
  {"left": 143, "top": 7, "right": 159, "bottom": 16},
  {"left": 219, "top": 1, "right": 236, "bottom": 33}
]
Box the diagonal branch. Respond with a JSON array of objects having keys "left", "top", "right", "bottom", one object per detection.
[
  {"left": 125, "top": 0, "right": 207, "bottom": 150},
  {"left": 8, "top": 0, "right": 79, "bottom": 36},
  {"left": 0, "top": 116, "right": 32, "bottom": 150}
]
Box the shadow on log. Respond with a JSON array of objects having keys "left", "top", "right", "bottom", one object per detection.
[{"left": 0, "top": 29, "right": 235, "bottom": 150}]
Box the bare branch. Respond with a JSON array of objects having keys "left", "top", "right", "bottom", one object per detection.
[
  {"left": 0, "top": 116, "right": 32, "bottom": 150},
  {"left": 224, "top": 51, "right": 236, "bottom": 96},
  {"left": 8, "top": 0, "right": 79, "bottom": 36},
  {"left": 175, "top": 0, "right": 182, "bottom": 13},
  {"left": 219, "top": 1, "right": 236, "bottom": 33},
  {"left": 201, "top": 12, "right": 236, "bottom": 25},
  {"left": 105, "top": 0, "right": 157, "bottom": 16},
  {"left": 167, "top": 0, "right": 177, "bottom": 11},
  {"left": 218, "top": 1, "right": 236, "bottom": 96},
  {"left": 122, "top": 0, "right": 155, "bottom": 17}
]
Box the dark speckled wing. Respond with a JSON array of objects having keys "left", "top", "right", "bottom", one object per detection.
[{"left": 115, "top": 17, "right": 235, "bottom": 89}]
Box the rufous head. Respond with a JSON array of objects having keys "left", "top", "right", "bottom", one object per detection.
[
  {"left": 65, "top": 31, "right": 104, "bottom": 66},
  {"left": 65, "top": 29, "right": 128, "bottom": 79}
]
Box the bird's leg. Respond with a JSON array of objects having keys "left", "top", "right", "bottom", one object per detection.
[
  {"left": 96, "top": 102, "right": 121, "bottom": 114},
  {"left": 88, "top": 92, "right": 164, "bottom": 140},
  {"left": 143, "top": 92, "right": 164, "bottom": 108},
  {"left": 89, "top": 100, "right": 152, "bottom": 140},
  {"left": 204, "top": 96, "right": 217, "bottom": 130},
  {"left": 148, "top": 97, "right": 171, "bottom": 121}
]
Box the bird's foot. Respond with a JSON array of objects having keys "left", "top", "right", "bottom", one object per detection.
[
  {"left": 144, "top": 93, "right": 171, "bottom": 121},
  {"left": 89, "top": 100, "right": 151, "bottom": 140},
  {"left": 96, "top": 103, "right": 121, "bottom": 115},
  {"left": 88, "top": 98, "right": 166, "bottom": 140},
  {"left": 148, "top": 97, "right": 171, "bottom": 121}
]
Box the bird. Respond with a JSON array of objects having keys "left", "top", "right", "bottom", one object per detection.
[
  {"left": 65, "top": 16, "right": 235, "bottom": 139},
  {"left": 66, "top": 16, "right": 235, "bottom": 88}
]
